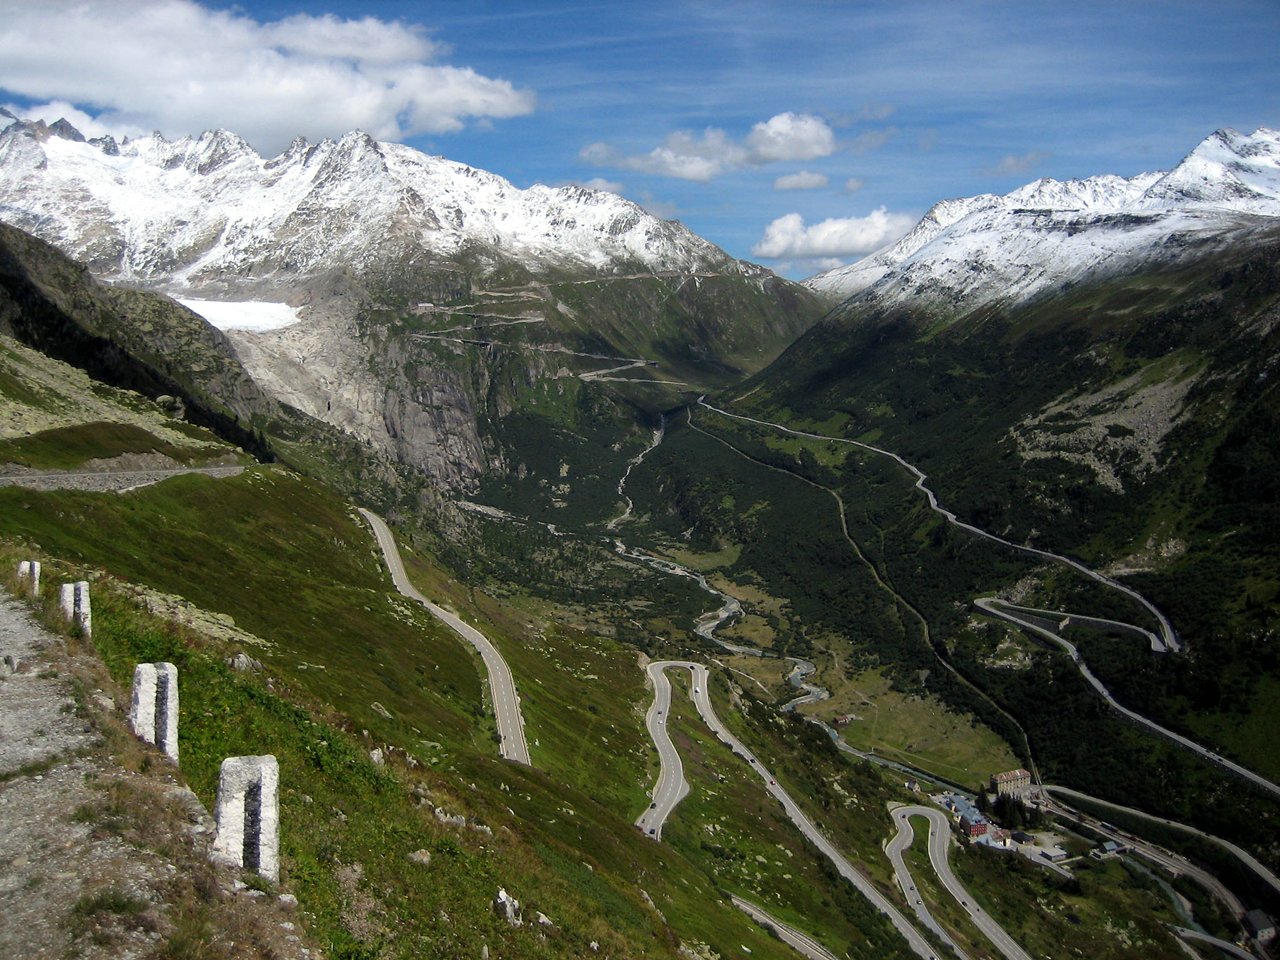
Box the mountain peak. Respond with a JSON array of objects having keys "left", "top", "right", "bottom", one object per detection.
[
  {"left": 804, "top": 127, "right": 1280, "bottom": 308},
  {"left": 0, "top": 118, "right": 747, "bottom": 288}
]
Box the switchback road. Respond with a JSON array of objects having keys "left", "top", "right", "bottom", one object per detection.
[
  {"left": 359, "top": 508, "right": 531, "bottom": 765},
  {"left": 888, "top": 805, "right": 1033, "bottom": 960},
  {"left": 696, "top": 398, "right": 1179, "bottom": 652},
  {"left": 639, "top": 660, "right": 944, "bottom": 960},
  {"left": 884, "top": 807, "right": 968, "bottom": 958},
  {"left": 977, "top": 598, "right": 1280, "bottom": 801},
  {"left": 694, "top": 401, "right": 1280, "bottom": 802}
]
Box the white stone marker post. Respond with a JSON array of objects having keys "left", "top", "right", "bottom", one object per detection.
[
  {"left": 16, "top": 561, "right": 40, "bottom": 596},
  {"left": 129, "top": 662, "right": 179, "bottom": 763},
  {"left": 213, "top": 755, "right": 280, "bottom": 882},
  {"left": 74, "top": 581, "right": 91, "bottom": 638},
  {"left": 60, "top": 583, "right": 76, "bottom": 621}
]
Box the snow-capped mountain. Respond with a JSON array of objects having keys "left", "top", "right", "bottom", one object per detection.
[
  {"left": 0, "top": 116, "right": 747, "bottom": 292},
  {"left": 806, "top": 127, "right": 1280, "bottom": 309}
]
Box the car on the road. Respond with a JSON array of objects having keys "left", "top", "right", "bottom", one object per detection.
[
  {"left": 650, "top": 802, "right": 656, "bottom": 808},
  {"left": 648, "top": 828, "right": 655, "bottom": 835}
]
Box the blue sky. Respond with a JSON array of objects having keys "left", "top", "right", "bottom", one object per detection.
[{"left": 2, "top": 0, "right": 1277, "bottom": 277}]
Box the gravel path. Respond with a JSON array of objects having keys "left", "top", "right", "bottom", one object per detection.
[
  {"left": 0, "top": 465, "right": 244, "bottom": 493},
  {"left": 0, "top": 592, "right": 314, "bottom": 959}
]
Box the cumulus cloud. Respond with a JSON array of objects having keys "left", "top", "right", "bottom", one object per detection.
[
  {"left": 774, "top": 171, "right": 829, "bottom": 191},
  {"left": 744, "top": 112, "right": 835, "bottom": 163},
  {"left": 751, "top": 208, "right": 915, "bottom": 259},
  {"left": 582, "top": 111, "right": 836, "bottom": 182},
  {"left": 0, "top": 1, "right": 535, "bottom": 154},
  {"left": 983, "top": 150, "right": 1050, "bottom": 176}
]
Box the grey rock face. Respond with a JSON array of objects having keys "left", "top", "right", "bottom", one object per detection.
[
  {"left": 493, "top": 888, "right": 522, "bottom": 927},
  {"left": 227, "top": 652, "right": 264, "bottom": 672},
  {"left": 212, "top": 755, "right": 280, "bottom": 882}
]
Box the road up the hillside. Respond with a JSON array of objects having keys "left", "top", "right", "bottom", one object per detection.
[
  {"left": 888, "top": 806, "right": 1033, "bottom": 960},
  {"left": 0, "top": 464, "right": 244, "bottom": 492},
  {"left": 695, "top": 400, "right": 1280, "bottom": 802},
  {"left": 634, "top": 661, "right": 693, "bottom": 840},
  {"left": 884, "top": 807, "right": 968, "bottom": 957},
  {"left": 730, "top": 896, "right": 841, "bottom": 960},
  {"left": 1042, "top": 783, "right": 1280, "bottom": 899},
  {"left": 1035, "top": 787, "right": 1245, "bottom": 917},
  {"left": 358, "top": 508, "right": 531, "bottom": 766},
  {"left": 696, "top": 398, "right": 1179, "bottom": 652},
  {"left": 976, "top": 598, "right": 1280, "bottom": 800},
  {"left": 639, "top": 660, "right": 944, "bottom": 960}
]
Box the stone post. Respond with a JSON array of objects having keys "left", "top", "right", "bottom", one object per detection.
[
  {"left": 129, "top": 662, "right": 179, "bottom": 763},
  {"left": 60, "top": 583, "right": 76, "bottom": 621},
  {"left": 212, "top": 755, "right": 279, "bottom": 882},
  {"left": 16, "top": 560, "right": 40, "bottom": 596},
  {"left": 74, "top": 581, "right": 91, "bottom": 638}
]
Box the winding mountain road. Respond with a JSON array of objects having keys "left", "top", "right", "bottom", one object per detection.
[
  {"left": 977, "top": 598, "right": 1280, "bottom": 800},
  {"left": 887, "top": 806, "right": 1033, "bottom": 960},
  {"left": 638, "top": 660, "right": 946, "bottom": 960},
  {"left": 696, "top": 398, "right": 1179, "bottom": 652},
  {"left": 884, "top": 807, "right": 968, "bottom": 957},
  {"left": 358, "top": 508, "right": 531, "bottom": 766},
  {"left": 694, "top": 400, "right": 1280, "bottom": 803}
]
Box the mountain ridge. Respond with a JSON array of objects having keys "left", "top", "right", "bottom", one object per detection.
[
  {"left": 0, "top": 116, "right": 760, "bottom": 292},
  {"left": 805, "top": 127, "right": 1280, "bottom": 309}
]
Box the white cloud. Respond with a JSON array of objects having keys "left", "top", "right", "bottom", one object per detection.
[
  {"left": 751, "top": 208, "right": 915, "bottom": 259},
  {"left": 774, "top": 171, "right": 828, "bottom": 191},
  {"left": 983, "top": 150, "right": 1050, "bottom": 176},
  {"left": 744, "top": 112, "right": 835, "bottom": 163},
  {"left": 577, "top": 177, "right": 625, "bottom": 194},
  {"left": 0, "top": 1, "right": 535, "bottom": 155},
  {"left": 582, "top": 130, "right": 743, "bottom": 182},
  {"left": 582, "top": 112, "right": 835, "bottom": 182},
  {"left": 844, "top": 177, "right": 865, "bottom": 193},
  {"left": 2, "top": 100, "right": 146, "bottom": 141}
]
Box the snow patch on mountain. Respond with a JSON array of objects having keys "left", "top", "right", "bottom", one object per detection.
[
  {"left": 805, "top": 127, "right": 1280, "bottom": 308},
  {"left": 176, "top": 299, "right": 301, "bottom": 332}
]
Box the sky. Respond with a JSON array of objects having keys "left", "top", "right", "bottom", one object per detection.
[{"left": 1, "top": 0, "right": 1277, "bottom": 279}]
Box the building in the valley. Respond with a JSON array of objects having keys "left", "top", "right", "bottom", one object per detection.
[
  {"left": 1090, "top": 839, "right": 1128, "bottom": 860},
  {"left": 941, "top": 793, "right": 990, "bottom": 838},
  {"left": 991, "top": 768, "right": 1033, "bottom": 797},
  {"left": 1244, "top": 909, "right": 1276, "bottom": 943}
]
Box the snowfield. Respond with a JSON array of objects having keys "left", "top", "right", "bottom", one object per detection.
[{"left": 175, "top": 298, "right": 301, "bottom": 332}]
